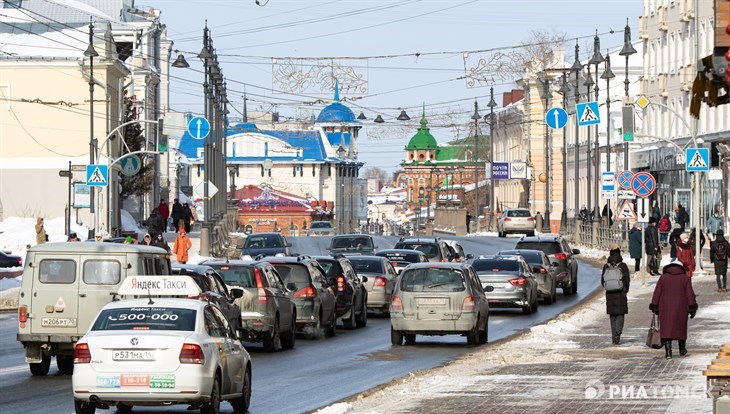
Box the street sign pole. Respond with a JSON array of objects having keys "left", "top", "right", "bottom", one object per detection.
[{"left": 58, "top": 161, "right": 72, "bottom": 236}]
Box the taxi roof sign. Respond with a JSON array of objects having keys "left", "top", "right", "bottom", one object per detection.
[{"left": 118, "top": 276, "right": 201, "bottom": 296}]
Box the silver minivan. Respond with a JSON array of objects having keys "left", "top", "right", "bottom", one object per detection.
[
  {"left": 16, "top": 242, "right": 170, "bottom": 376},
  {"left": 390, "top": 262, "right": 492, "bottom": 346}
]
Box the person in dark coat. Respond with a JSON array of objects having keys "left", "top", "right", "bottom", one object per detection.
[
  {"left": 649, "top": 262, "right": 697, "bottom": 358},
  {"left": 710, "top": 229, "right": 729, "bottom": 292},
  {"left": 675, "top": 204, "right": 689, "bottom": 231},
  {"left": 651, "top": 200, "right": 661, "bottom": 223},
  {"left": 668, "top": 223, "right": 683, "bottom": 259},
  {"left": 688, "top": 228, "right": 706, "bottom": 269},
  {"left": 601, "top": 203, "right": 614, "bottom": 226},
  {"left": 629, "top": 223, "right": 643, "bottom": 272},
  {"left": 153, "top": 233, "right": 171, "bottom": 253},
  {"left": 466, "top": 212, "right": 472, "bottom": 234},
  {"left": 158, "top": 200, "right": 170, "bottom": 231},
  {"left": 171, "top": 199, "right": 183, "bottom": 232},
  {"left": 182, "top": 202, "right": 193, "bottom": 233},
  {"left": 645, "top": 217, "right": 661, "bottom": 275},
  {"left": 601, "top": 244, "right": 631, "bottom": 344}
]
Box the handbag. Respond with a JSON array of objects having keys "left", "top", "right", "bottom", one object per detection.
[{"left": 646, "top": 314, "right": 662, "bottom": 349}]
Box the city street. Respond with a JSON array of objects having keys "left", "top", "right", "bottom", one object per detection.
[{"left": 0, "top": 236, "right": 604, "bottom": 414}]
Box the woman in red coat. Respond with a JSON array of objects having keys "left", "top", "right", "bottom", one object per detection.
[
  {"left": 649, "top": 262, "right": 698, "bottom": 359},
  {"left": 676, "top": 233, "right": 695, "bottom": 277}
]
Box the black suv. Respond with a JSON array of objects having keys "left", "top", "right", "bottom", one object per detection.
[
  {"left": 393, "top": 236, "right": 453, "bottom": 262},
  {"left": 261, "top": 256, "right": 338, "bottom": 338},
  {"left": 314, "top": 255, "right": 368, "bottom": 330},
  {"left": 241, "top": 232, "right": 292, "bottom": 258},
  {"left": 329, "top": 234, "right": 377, "bottom": 256},
  {"left": 199, "top": 259, "right": 297, "bottom": 352},
  {"left": 514, "top": 235, "right": 580, "bottom": 295},
  {"left": 171, "top": 264, "right": 243, "bottom": 332}
]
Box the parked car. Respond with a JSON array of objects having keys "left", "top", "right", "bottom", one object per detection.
[
  {"left": 328, "top": 234, "right": 377, "bottom": 256},
  {"left": 443, "top": 240, "right": 471, "bottom": 262},
  {"left": 171, "top": 264, "right": 243, "bottom": 332},
  {"left": 471, "top": 255, "right": 539, "bottom": 314},
  {"left": 346, "top": 256, "right": 398, "bottom": 314},
  {"left": 497, "top": 249, "right": 558, "bottom": 304},
  {"left": 307, "top": 221, "right": 337, "bottom": 237},
  {"left": 0, "top": 250, "right": 22, "bottom": 268},
  {"left": 393, "top": 237, "right": 453, "bottom": 262},
  {"left": 390, "top": 262, "right": 492, "bottom": 346},
  {"left": 313, "top": 255, "right": 368, "bottom": 329},
  {"left": 261, "top": 256, "right": 337, "bottom": 338},
  {"left": 514, "top": 235, "right": 580, "bottom": 295},
  {"left": 497, "top": 208, "right": 536, "bottom": 238},
  {"left": 375, "top": 249, "right": 430, "bottom": 274},
  {"left": 241, "top": 232, "right": 291, "bottom": 258},
  {"left": 199, "top": 259, "right": 297, "bottom": 352}
]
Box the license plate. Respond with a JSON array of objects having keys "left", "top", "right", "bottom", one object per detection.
[
  {"left": 113, "top": 350, "right": 156, "bottom": 361},
  {"left": 419, "top": 298, "right": 446, "bottom": 305},
  {"left": 41, "top": 317, "right": 77, "bottom": 327}
]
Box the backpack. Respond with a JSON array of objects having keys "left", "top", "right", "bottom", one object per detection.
[
  {"left": 603, "top": 263, "right": 624, "bottom": 293},
  {"left": 716, "top": 242, "right": 728, "bottom": 261},
  {"left": 659, "top": 218, "right": 670, "bottom": 232}
]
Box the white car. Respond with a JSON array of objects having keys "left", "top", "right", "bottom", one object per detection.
[{"left": 72, "top": 276, "right": 251, "bottom": 414}]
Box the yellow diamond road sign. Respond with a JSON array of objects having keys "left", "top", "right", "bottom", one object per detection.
[{"left": 636, "top": 95, "right": 650, "bottom": 109}]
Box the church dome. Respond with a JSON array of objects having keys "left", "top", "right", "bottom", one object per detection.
[
  {"left": 316, "top": 102, "right": 356, "bottom": 123},
  {"left": 405, "top": 112, "right": 437, "bottom": 150}
]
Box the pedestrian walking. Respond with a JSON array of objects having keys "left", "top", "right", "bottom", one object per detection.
[
  {"left": 154, "top": 233, "right": 171, "bottom": 252},
  {"left": 141, "top": 233, "right": 153, "bottom": 246},
  {"left": 710, "top": 229, "right": 729, "bottom": 292},
  {"left": 601, "top": 243, "right": 631, "bottom": 344},
  {"left": 676, "top": 233, "right": 695, "bottom": 277},
  {"left": 158, "top": 200, "right": 170, "bottom": 231},
  {"left": 171, "top": 199, "right": 183, "bottom": 232},
  {"left": 188, "top": 203, "right": 198, "bottom": 229},
  {"left": 466, "top": 212, "right": 472, "bottom": 234},
  {"left": 535, "top": 211, "right": 543, "bottom": 233},
  {"left": 35, "top": 217, "right": 47, "bottom": 245},
  {"left": 182, "top": 202, "right": 193, "bottom": 233},
  {"left": 649, "top": 262, "right": 698, "bottom": 358},
  {"left": 659, "top": 214, "right": 671, "bottom": 245},
  {"left": 629, "top": 223, "right": 643, "bottom": 273},
  {"left": 579, "top": 205, "right": 588, "bottom": 221},
  {"left": 651, "top": 200, "right": 661, "bottom": 223},
  {"left": 601, "top": 203, "right": 614, "bottom": 227},
  {"left": 675, "top": 204, "right": 689, "bottom": 231},
  {"left": 67, "top": 232, "right": 80, "bottom": 242},
  {"left": 669, "top": 224, "right": 683, "bottom": 260},
  {"left": 689, "top": 227, "right": 707, "bottom": 270},
  {"left": 145, "top": 208, "right": 165, "bottom": 235},
  {"left": 645, "top": 217, "right": 661, "bottom": 275},
  {"left": 173, "top": 229, "right": 193, "bottom": 264},
  {"left": 706, "top": 211, "right": 724, "bottom": 240}
]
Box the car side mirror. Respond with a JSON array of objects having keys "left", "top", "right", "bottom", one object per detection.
[
  {"left": 360, "top": 276, "right": 368, "bottom": 283},
  {"left": 230, "top": 288, "right": 244, "bottom": 299},
  {"left": 466, "top": 254, "right": 474, "bottom": 260},
  {"left": 572, "top": 249, "right": 580, "bottom": 255},
  {"left": 483, "top": 285, "right": 495, "bottom": 292}
]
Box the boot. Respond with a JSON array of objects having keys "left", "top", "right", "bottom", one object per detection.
[
  {"left": 665, "top": 340, "right": 673, "bottom": 359},
  {"left": 679, "top": 340, "right": 687, "bottom": 356}
]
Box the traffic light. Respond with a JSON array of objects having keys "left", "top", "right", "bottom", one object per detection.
[
  {"left": 621, "top": 105, "right": 634, "bottom": 142},
  {"left": 157, "top": 117, "right": 168, "bottom": 153}
]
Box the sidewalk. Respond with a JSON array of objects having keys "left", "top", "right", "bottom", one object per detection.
[{"left": 329, "top": 271, "right": 729, "bottom": 414}]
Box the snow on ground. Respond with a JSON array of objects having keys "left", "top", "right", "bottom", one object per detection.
[{"left": 0, "top": 287, "right": 20, "bottom": 310}]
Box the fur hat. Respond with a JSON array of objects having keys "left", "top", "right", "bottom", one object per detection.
[
  {"left": 610, "top": 243, "right": 620, "bottom": 251},
  {"left": 680, "top": 233, "right": 689, "bottom": 242}
]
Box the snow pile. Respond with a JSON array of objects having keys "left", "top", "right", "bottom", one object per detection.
[
  {"left": 0, "top": 287, "right": 20, "bottom": 309},
  {"left": 313, "top": 403, "right": 354, "bottom": 414},
  {"left": 120, "top": 210, "right": 145, "bottom": 239}
]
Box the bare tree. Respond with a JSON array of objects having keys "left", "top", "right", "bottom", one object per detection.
[
  {"left": 504, "top": 29, "right": 568, "bottom": 76},
  {"left": 362, "top": 166, "right": 389, "bottom": 184}
]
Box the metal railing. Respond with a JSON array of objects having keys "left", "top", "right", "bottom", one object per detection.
[{"left": 561, "top": 219, "right": 629, "bottom": 252}]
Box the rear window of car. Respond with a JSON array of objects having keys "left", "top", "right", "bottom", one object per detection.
[
  {"left": 399, "top": 268, "right": 465, "bottom": 292},
  {"left": 472, "top": 260, "right": 520, "bottom": 273},
  {"left": 349, "top": 258, "right": 384, "bottom": 274},
  {"left": 207, "top": 265, "right": 255, "bottom": 288},
  {"left": 91, "top": 307, "right": 196, "bottom": 331},
  {"left": 39, "top": 259, "right": 76, "bottom": 284},
  {"left": 310, "top": 222, "right": 332, "bottom": 229},
  {"left": 506, "top": 209, "right": 532, "bottom": 218},
  {"left": 317, "top": 260, "right": 339, "bottom": 277},
  {"left": 331, "top": 237, "right": 373, "bottom": 250},
  {"left": 499, "top": 251, "right": 541, "bottom": 265},
  {"left": 377, "top": 251, "right": 422, "bottom": 263},
  {"left": 395, "top": 242, "right": 439, "bottom": 258},
  {"left": 270, "top": 264, "right": 311, "bottom": 290},
  {"left": 245, "top": 235, "right": 283, "bottom": 248},
  {"left": 514, "top": 242, "right": 561, "bottom": 255},
  {"left": 83, "top": 260, "right": 121, "bottom": 285}
]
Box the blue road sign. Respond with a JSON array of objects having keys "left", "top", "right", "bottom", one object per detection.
[
  {"left": 618, "top": 170, "right": 634, "bottom": 189},
  {"left": 601, "top": 171, "right": 616, "bottom": 191},
  {"left": 188, "top": 116, "right": 210, "bottom": 140},
  {"left": 576, "top": 101, "right": 601, "bottom": 126},
  {"left": 492, "top": 162, "right": 510, "bottom": 179},
  {"left": 86, "top": 164, "right": 108, "bottom": 187},
  {"left": 545, "top": 107, "right": 568, "bottom": 129},
  {"left": 631, "top": 171, "right": 656, "bottom": 198},
  {"left": 685, "top": 148, "right": 709, "bottom": 172}
]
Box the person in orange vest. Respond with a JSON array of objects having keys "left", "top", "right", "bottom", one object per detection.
[{"left": 173, "top": 229, "right": 193, "bottom": 264}]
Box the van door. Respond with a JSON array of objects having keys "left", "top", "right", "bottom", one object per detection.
[
  {"left": 76, "top": 257, "right": 124, "bottom": 335},
  {"left": 31, "top": 257, "right": 80, "bottom": 336}
]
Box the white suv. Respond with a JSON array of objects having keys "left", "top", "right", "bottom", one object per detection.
[{"left": 497, "top": 208, "right": 536, "bottom": 238}]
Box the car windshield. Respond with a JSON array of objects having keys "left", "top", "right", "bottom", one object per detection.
[
  {"left": 506, "top": 210, "right": 532, "bottom": 218},
  {"left": 310, "top": 222, "right": 332, "bottom": 229},
  {"left": 91, "top": 307, "right": 196, "bottom": 331},
  {"left": 515, "top": 242, "right": 561, "bottom": 255},
  {"left": 271, "top": 264, "right": 311, "bottom": 291},
  {"left": 472, "top": 260, "right": 520, "bottom": 273},
  {"left": 397, "top": 242, "right": 438, "bottom": 258},
  {"left": 349, "top": 258, "right": 384, "bottom": 274},
  {"left": 245, "top": 235, "right": 283, "bottom": 249},
  {"left": 332, "top": 237, "right": 373, "bottom": 250},
  {"left": 207, "top": 265, "right": 255, "bottom": 288},
  {"left": 378, "top": 251, "right": 422, "bottom": 263},
  {"left": 399, "top": 268, "right": 465, "bottom": 292}
]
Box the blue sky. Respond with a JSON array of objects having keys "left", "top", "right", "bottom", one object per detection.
[{"left": 141, "top": 0, "right": 643, "bottom": 171}]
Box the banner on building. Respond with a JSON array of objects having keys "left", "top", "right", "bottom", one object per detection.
[
  {"left": 492, "top": 162, "right": 510, "bottom": 180},
  {"left": 509, "top": 162, "right": 527, "bottom": 179}
]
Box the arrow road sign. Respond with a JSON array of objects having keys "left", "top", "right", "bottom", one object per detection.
[
  {"left": 631, "top": 171, "right": 656, "bottom": 198},
  {"left": 636, "top": 197, "right": 650, "bottom": 223},
  {"left": 576, "top": 101, "right": 601, "bottom": 126},
  {"left": 545, "top": 107, "right": 568, "bottom": 129},
  {"left": 618, "top": 170, "right": 634, "bottom": 189},
  {"left": 86, "top": 164, "right": 108, "bottom": 187},
  {"left": 188, "top": 116, "right": 211, "bottom": 140},
  {"left": 616, "top": 200, "right": 637, "bottom": 221},
  {"left": 685, "top": 148, "right": 709, "bottom": 172}
]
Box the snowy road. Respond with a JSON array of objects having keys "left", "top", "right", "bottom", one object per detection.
[{"left": 0, "top": 236, "right": 605, "bottom": 414}]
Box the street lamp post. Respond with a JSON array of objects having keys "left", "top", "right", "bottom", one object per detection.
[
  {"left": 589, "top": 31, "right": 604, "bottom": 222},
  {"left": 619, "top": 18, "right": 638, "bottom": 171},
  {"left": 487, "top": 87, "right": 498, "bottom": 230},
  {"left": 84, "top": 20, "right": 98, "bottom": 237},
  {"left": 571, "top": 40, "right": 583, "bottom": 221},
  {"left": 601, "top": 51, "right": 616, "bottom": 174},
  {"left": 558, "top": 72, "right": 571, "bottom": 228},
  {"left": 538, "top": 74, "right": 551, "bottom": 231},
  {"left": 584, "top": 53, "right": 594, "bottom": 222},
  {"left": 471, "top": 99, "right": 481, "bottom": 233}
]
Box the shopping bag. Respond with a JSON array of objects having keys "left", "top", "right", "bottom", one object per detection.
[{"left": 646, "top": 314, "right": 662, "bottom": 349}]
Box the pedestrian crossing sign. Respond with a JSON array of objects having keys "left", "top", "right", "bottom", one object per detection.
[
  {"left": 616, "top": 200, "right": 637, "bottom": 221},
  {"left": 86, "top": 164, "right": 108, "bottom": 187},
  {"left": 685, "top": 148, "right": 709, "bottom": 172},
  {"left": 576, "top": 101, "right": 601, "bottom": 126}
]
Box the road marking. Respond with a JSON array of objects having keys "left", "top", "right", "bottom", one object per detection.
[{"left": 0, "top": 364, "right": 29, "bottom": 376}]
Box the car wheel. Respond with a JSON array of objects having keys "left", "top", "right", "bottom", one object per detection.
[
  {"left": 531, "top": 295, "right": 539, "bottom": 313},
  {"left": 355, "top": 295, "right": 368, "bottom": 328},
  {"left": 498, "top": 230, "right": 504, "bottom": 238},
  {"left": 115, "top": 404, "right": 133, "bottom": 414},
  {"left": 551, "top": 284, "right": 558, "bottom": 303},
  {"left": 467, "top": 324, "right": 479, "bottom": 345},
  {"left": 201, "top": 377, "right": 221, "bottom": 414},
  {"left": 262, "top": 319, "right": 280, "bottom": 352},
  {"left": 522, "top": 301, "right": 533, "bottom": 315},
  {"left": 343, "top": 303, "right": 356, "bottom": 330},
  {"left": 229, "top": 365, "right": 251, "bottom": 413},
  {"left": 571, "top": 273, "right": 578, "bottom": 294},
  {"left": 29, "top": 353, "right": 50, "bottom": 376},
  {"left": 479, "top": 317, "right": 489, "bottom": 344},
  {"left": 325, "top": 311, "right": 337, "bottom": 338},
  {"left": 56, "top": 355, "right": 74, "bottom": 375},
  {"left": 280, "top": 316, "right": 296, "bottom": 350},
  {"left": 390, "top": 327, "right": 404, "bottom": 346},
  {"left": 543, "top": 288, "right": 554, "bottom": 305},
  {"left": 404, "top": 334, "right": 416, "bottom": 345},
  {"left": 74, "top": 400, "right": 95, "bottom": 414}
]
